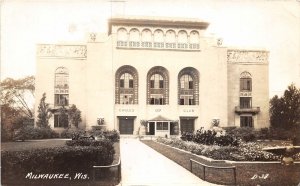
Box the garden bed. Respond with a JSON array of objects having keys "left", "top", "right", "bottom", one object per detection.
[{"left": 142, "top": 140, "right": 300, "bottom": 186}]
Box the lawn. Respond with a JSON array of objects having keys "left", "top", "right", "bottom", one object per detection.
[
  {"left": 142, "top": 140, "right": 300, "bottom": 186},
  {"left": 1, "top": 139, "right": 120, "bottom": 186}
]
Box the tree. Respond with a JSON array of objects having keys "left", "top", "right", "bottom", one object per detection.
[
  {"left": 270, "top": 84, "right": 300, "bottom": 129},
  {"left": 1, "top": 76, "right": 35, "bottom": 141},
  {"left": 0, "top": 76, "right": 35, "bottom": 118},
  {"left": 68, "top": 104, "right": 82, "bottom": 128},
  {"left": 57, "top": 106, "right": 69, "bottom": 128},
  {"left": 36, "top": 93, "right": 52, "bottom": 128}
]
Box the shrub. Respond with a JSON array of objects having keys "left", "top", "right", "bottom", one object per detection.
[
  {"left": 225, "top": 127, "right": 256, "bottom": 142},
  {"left": 1, "top": 144, "right": 115, "bottom": 184},
  {"left": 13, "top": 126, "right": 59, "bottom": 141},
  {"left": 89, "top": 129, "right": 120, "bottom": 142},
  {"left": 181, "top": 128, "right": 238, "bottom": 146},
  {"left": 66, "top": 138, "right": 114, "bottom": 149},
  {"left": 60, "top": 128, "right": 86, "bottom": 138}
]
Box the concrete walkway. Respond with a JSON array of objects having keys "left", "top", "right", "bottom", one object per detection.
[{"left": 120, "top": 138, "right": 218, "bottom": 186}]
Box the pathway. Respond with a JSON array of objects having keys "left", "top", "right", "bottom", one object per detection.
[{"left": 120, "top": 138, "right": 218, "bottom": 186}]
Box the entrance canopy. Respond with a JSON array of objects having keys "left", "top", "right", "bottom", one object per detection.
[{"left": 148, "top": 115, "right": 175, "bottom": 122}]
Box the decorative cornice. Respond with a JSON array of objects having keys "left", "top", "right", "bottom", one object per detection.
[
  {"left": 227, "top": 49, "right": 269, "bottom": 63},
  {"left": 37, "top": 44, "right": 87, "bottom": 59}
]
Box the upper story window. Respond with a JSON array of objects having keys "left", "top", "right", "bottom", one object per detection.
[
  {"left": 150, "top": 74, "right": 164, "bottom": 89},
  {"left": 240, "top": 71, "right": 252, "bottom": 91},
  {"left": 120, "top": 73, "right": 133, "bottom": 88},
  {"left": 147, "top": 66, "right": 169, "bottom": 105},
  {"left": 180, "top": 74, "right": 193, "bottom": 90},
  {"left": 55, "top": 67, "right": 69, "bottom": 106},
  {"left": 115, "top": 65, "right": 138, "bottom": 104},
  {"left": 178, "top": 67, "right": 199, "bottom": 105}
]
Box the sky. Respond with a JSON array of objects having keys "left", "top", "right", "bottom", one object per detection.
[{"left": 1, "top": 0, "right": 300, "bottom": 97}]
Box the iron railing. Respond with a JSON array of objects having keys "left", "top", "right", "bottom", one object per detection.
[{"left": 190, "top": 159, "right": 237, "bottom": 185}]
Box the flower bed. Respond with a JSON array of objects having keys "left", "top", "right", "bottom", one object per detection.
[{"left": 157, "top": 137, "right": 285, "bottom": 161}]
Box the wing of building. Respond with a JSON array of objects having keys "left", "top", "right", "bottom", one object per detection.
[{"left": 35, "top": 16, "right": 270, "bottom": 136}]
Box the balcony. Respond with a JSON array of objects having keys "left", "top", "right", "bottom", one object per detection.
[{"left": 235, "top": 106, "right": 260, "bottom": 114}]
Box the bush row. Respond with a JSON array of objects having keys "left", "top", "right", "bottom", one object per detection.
[
  {"left": 181, "top": 128, "right": 238, "bottom": 146},
  {"left": 157, "top": 137, "right": 282, "bottom": 161},
  {"left": 13, "top": 126, "right": 59, "bottom": 141},
  {"left": 61, "top": 128, "right": 120, "bottom": 142},
  {"left": 1, "top": 139, "right": 115, "bottom": 184},
  {"left": 225, "top": 127, "right": 300, "bottom": 142},
  {"left": 66, "top": 138, "right": 114, "bottom": 148}
]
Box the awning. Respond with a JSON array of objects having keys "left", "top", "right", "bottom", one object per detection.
[{"left": 148, "top": 115, "right": 175, "bottom": 121}]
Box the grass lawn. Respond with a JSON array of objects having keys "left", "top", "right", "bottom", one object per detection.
[
  {"left": 142, "top": 140, "right": 300, "bottom": 186},
  {"left": 1, "top": 139, "right": 121, "bottom": 186}
]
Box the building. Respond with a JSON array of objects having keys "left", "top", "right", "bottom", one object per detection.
[{"left": 35, "top": 16, "right": 270, "bottom": 136}]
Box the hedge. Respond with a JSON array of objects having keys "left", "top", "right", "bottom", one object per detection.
[
  {"left": 1, "top": 140, "right": 115, "bottom": 185},
  {"left": 13, "top": 126, "right": 59, "bottom": 141}
]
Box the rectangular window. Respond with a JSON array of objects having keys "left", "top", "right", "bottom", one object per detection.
[
  {"left": 240, "top": 78, "right": 252, "bottom": 91},
  {"left": 150, "top": 80, "right": 154, "bottom": 88},
  {"left": 54, "top": 114, "right": 69, "bottom": 128},
  {"left": 240, "top": 97, "right": 252, "bottom": 108},
  {"left": 159, "top": 80, "right": 164, "bottom": 88},
  {"left": 189, "top": 81, "right": 193, "bottom": 89},
  {"left": 157, "top": 122, "right": 168, "bottom": 130},
  {"left": 240, "top": 116, "right": 253, "bottom": 127},
  {"left": 150, "top": 95, "right": 164, "bottom": 105},
  {"left": 129, "top": 80, "right": 133, "bottom": 88},
  {"left": 180, "top": 95, "right": 194, "bottom": 105},
  {"left": 120, "top": 79, "right": 124, "bottom": 88},
  {"left": 55, "top": 94, "right": 69, "bottom": 106}
]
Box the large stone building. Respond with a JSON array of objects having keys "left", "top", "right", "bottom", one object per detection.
[{"left": 35, "top": 16, "right": 270, "bottom": 136}]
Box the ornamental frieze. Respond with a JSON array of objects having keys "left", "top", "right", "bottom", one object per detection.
[
  {"left": 37, "top": 44, "right": 87, "bottom": 58},
  {"left": 227, "top": 50, "right": 268, "bottom": 63}
]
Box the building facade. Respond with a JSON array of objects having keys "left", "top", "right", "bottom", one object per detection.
[{"left": 35, "top": 16, "right": 270, "bottom": 136}]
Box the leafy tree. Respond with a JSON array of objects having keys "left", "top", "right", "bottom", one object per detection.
[
  {"left": 36, "top": 93, "right": 52, "bottom": 128},
  {"left": 1, "top": 76, "right": 35, "bottom": 141},
  {"left": 68, "top": 104, "right": 82, "bottom": 128},
  {"left": 270, "top": 84, "right": 300, "bottom": 129},
  {"left": 0, "top": 76, "right": 35, "bottom": 118},
  {"left": 57, "top": 106, "right": 69, "bottom": 128}
]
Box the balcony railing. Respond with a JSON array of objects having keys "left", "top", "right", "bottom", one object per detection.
[
  {"left": 235, "top": 106, "right": 260, "bottom": 114},
  {"left": 117, "top": 41, "right": 200, "bottom": 51}
]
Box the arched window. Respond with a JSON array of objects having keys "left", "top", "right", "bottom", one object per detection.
[
  {"left": 147, "top": 66, "right": 169, "bottom": 105},
  {"left": 178, "top": 30, "right": 188, "bottom": 49},
  {"left": 165, "top": 30, "right": 176, "bottom": 49},
  {"left": 240, "top": 71, "right": 252, "bottom": 91},
  {"left": 54, "top": 67, "right": 69, "bottom": 107},
  {"left": 129, "top": 28, "right": 140, "bottom": 47},
  {"left": 189, "top": 30, "right": 200, "bottom": 49},
  {"left": 117, "top": 28, "right": 128, "bottom": 47},
  {"left": 141, "top": 29, "right": 152, "bottom": 48},
  {"left": 178, "top": 67, "right": 199, "bottom": 105},
  {"left": 54, "top": 67, "right": 69, "bottom": 128},
  {"left": 117, "top": 28, "right": 128, "bottom": 41},
  {"left": 115, "top": 66, "right": 138, "bottom": 104},
  {"left": 153, "top": 29, "right": 164, "bottom": 48}
]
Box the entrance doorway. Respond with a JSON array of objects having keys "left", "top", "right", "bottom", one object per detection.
[
  {"left": 119, "top": 117, "right": 134, "bottom": 134},
  {"left": 180, "top": 118, "right": 195, "bottom": 133},
  {"left": 148, "top": 122, "right": 155, "bottom": 135}
]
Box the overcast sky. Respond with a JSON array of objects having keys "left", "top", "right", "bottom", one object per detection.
[{"left": 1, "top": 0, "right": 300, "bottom": 97}]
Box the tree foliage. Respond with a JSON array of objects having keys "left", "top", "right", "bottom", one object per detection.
[
  {"left": 0, "top": 76, "right": 35, "bottom": 118},
  {"left": 68, "top": 104, "right": 82, "bottom": 128},
  {"left": 270, "top": 84, "right": 300, "bottom": 129},
  {"left": 36, "top": 93, "right": 52, "bottom": 128},
  {"left": 57, "top": 106, "right": 69, "bottom": 128}
]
